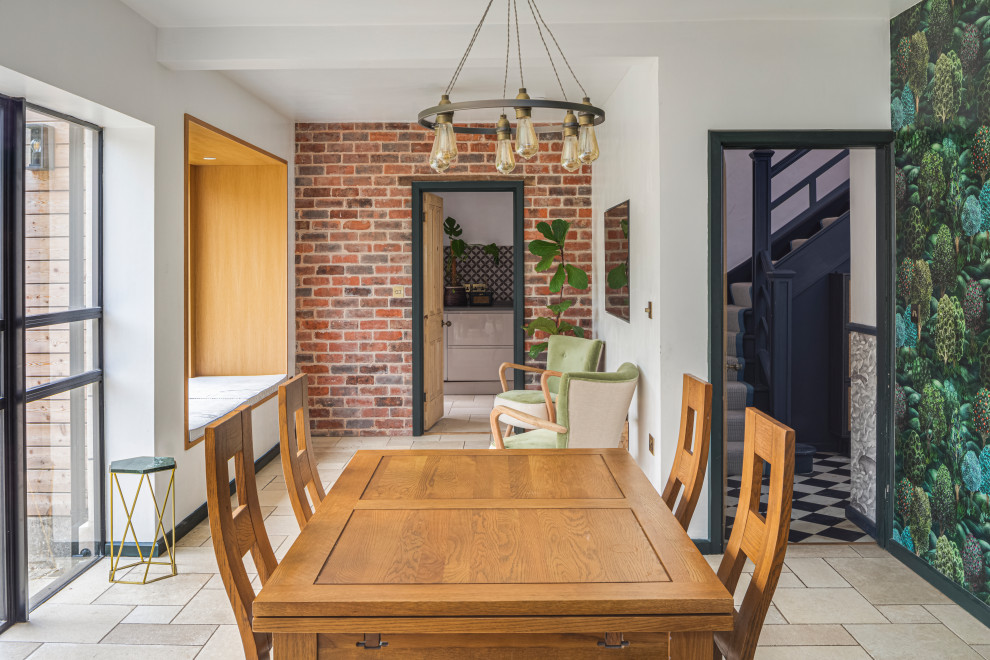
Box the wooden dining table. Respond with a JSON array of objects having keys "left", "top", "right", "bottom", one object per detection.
[{"left": 253, "top": 449, "right": 733, "bottom": 658}]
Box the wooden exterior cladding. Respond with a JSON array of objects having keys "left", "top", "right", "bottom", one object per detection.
[
  {"left": 24, "top": 110, "right": 97, "bottom": 547},
  {"left": 184, "top": 115, "right": 289, "bottom": 448}
]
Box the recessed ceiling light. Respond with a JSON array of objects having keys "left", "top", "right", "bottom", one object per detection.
[{"left": 203, "top": 156, "right": 216, "bottom": 160}]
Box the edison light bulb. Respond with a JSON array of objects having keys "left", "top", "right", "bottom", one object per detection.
[
  {"left": 561, "top": 134, "right": 581, "bottom": 172},
  {"left": 577, "top": 98, "right": 599, "bottom": 164},
  {"left": 514, "top": 88, "right": 539, "bottom": 159},
  {"left": 439, "top": 121, "right": 458, "bottom": 162},
  {"left": 495, "top": 114, "right": 516, "bottom": 174},
  {"left": 429, "top": 126, "right": 450, "bottom": 172},
  {"left": 578, "top": 124, "right": 599, "bottom": 164},
  {"left": 515, "top": 115, "right": 538, "bottom": 159},
  {"left": 561, "top": 111, "right": 581, "bottom": 172}
]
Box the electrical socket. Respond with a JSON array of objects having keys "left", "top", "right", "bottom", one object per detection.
[
  {"left": 648, "top": 434, "right": 655, "bottom": 455},
  {"left": 392, "top": 286, "right": 403, "bottom": 298}
]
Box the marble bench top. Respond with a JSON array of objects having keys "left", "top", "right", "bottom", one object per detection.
[{"left": 188, "top": 374, "right": 287, "bottom": 443}]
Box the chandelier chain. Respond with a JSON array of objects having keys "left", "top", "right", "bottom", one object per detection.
[
  {"left": 525, "top": 0, "right": 566, "bottom": 101},
  {"left": 445, "top": 0, "right": 495, "bottom": 96},
  {"left": 513, "top": 0, "right": 524, "bottom": 88},
  {"left": 530, "top": 0, "right": 587, "bottom": 97},
  {"left": 502, "top": 0, "right": 510, "bottom": 108}
]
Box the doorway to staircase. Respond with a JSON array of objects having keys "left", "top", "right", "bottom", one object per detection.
[{"left": 708, "top": 131, "right": 896, "bottom": 552}]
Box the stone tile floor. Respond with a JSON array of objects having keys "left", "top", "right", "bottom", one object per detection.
[
  {"left": 426, "top": 394, "right": 497, "bottom": 435},
  {"left": 2, "top": 430, "right": 990, "bottom": 658}
]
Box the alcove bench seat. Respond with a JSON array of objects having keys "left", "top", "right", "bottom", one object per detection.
[{"left": 188, "top": 374, "right": 287, "bottom": 443}]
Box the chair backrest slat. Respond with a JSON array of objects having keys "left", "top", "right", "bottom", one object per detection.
[
  {"left": 206, "top": 405, "right": 278, "bottom": 660},
  {"left": 714, "top": 407, "right": 794, "bottom": 660},
  {"left": 661, "top": 374, "right": 713, "bottom": 531},
  {"left": 278, "top": 374, "right": 326, "bottom": 529}
]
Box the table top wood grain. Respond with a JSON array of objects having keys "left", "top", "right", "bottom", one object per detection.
[{"left": 253, "top": 449, "right": 734, "bottom": 630}]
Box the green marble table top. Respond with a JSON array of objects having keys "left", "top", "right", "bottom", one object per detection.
[{"left": 109, "top": 456, "right": 176, "bottom": 474}]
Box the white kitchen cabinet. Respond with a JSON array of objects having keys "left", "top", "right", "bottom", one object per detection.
[{"left": 444, "top": 308, "right": 514, "bottom": 383}]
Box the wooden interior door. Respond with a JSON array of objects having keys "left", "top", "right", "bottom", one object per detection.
[{"left": 423, "top": 192, "right": 445, "bottom": 430}]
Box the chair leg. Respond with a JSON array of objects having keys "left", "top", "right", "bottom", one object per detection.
[{"left": 504, "top": 424, "right": 514, "bottom": 437}]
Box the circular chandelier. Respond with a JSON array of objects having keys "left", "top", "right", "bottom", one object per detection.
[{"left": 417, "top": 0, "right": 604, "bottom": 174}]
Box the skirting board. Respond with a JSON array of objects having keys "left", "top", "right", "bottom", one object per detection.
[
  {"left": 887, "top": 538, "right": 990, "bottom": 628},
  {"left": 102, "top": 441, "right": 282, "bottom": 558},
  {"left": 845, "top": 504, "right": 877, "bottom": 541}
]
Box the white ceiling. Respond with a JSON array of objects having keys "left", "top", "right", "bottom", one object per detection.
[
  {"left": 120, "top": 1, "right": 920, "bottom": 27},
  {"left": 118, "top": 0, "right": 920, "bottom": 121}
]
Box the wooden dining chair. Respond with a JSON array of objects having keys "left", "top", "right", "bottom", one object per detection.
[
  {"left": 661, "top": 373, "right": 713, "bottom": 531},
  {"left": 205, "top": 405, "right": 279, "bottom": 660},
  {"left": 278, "top": 374, "right": 326, "bottom": 530},
  {"left": 714, "top": 407, "right": 794, "bottom": 660}
]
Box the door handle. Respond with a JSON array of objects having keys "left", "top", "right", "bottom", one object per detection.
[{"left": 443, "top": 320, "right": 452, "bottom": 327}]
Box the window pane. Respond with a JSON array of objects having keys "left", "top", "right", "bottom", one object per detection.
[
  {"left": 25, "top": 110, "right": 98, "bottom": 315},
  {"left": 25, "top": 320, "right": 96, "bottom": 388},
  {"left": 26, "top": 384, "right": 100, "bottom": 606}
]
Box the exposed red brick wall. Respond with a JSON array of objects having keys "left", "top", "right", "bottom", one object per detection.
[{"left": 294, "top": 122, "right": 592, "bottom": 435}]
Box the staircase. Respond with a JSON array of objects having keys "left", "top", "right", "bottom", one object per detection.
[{"left": 724, "top": 148, "right": 850, "bottom": 476}]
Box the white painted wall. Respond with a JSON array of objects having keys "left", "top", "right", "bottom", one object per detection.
[
  {"left": 438, "top": 192, "right": 514, "bottom": 246},
  {"left": 591, "top": 59, "right": 661, "bottom": 495},
  {"left": 593, "top": 19, "right": 889, "bottom": 541},
  {"left": 849, "top": 149, "right": 878, "bottom": 327},
  {"left": 0, "top": 0, "right": 294, "bottom": 541}
]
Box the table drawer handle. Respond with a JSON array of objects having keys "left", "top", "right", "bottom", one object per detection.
[{"left": 356, "top": 634, "right": 388, "bottom": 650}]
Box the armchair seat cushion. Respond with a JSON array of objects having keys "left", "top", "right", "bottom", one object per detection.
[
  {"left": 490, "top": 428, "right": 559, "bottom": 449},
  {"left": 493, "top": 390, "right": 556, "bottom": 429}
]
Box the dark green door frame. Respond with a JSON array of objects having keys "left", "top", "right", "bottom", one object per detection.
[
  {"left": 411, "top": 180, "right": 526, "bottom": 437},
  {"left": 707, "top": 130, "right": 895, "bottom": 553}
]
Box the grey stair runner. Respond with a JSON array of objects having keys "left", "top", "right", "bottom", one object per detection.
[
  {"left": 729, "top": 282, "right": 752, "bottom": 308},
  {"left": 726, "top": 381, "right": 752, "bottom": 410},
  {"left": 726, "top": 410, "right": 746, "bottom": 477}
]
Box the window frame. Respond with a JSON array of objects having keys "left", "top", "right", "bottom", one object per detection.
[{"left": 3, "top": 102, "right": 106, "bottom": 617}]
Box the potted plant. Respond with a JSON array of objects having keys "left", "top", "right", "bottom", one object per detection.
[
  {"left": 524, "top": 219, "right": 591, "bottom": 358},
  {"left": 443, "top": 216, "right": 499, "bottom": 306}
]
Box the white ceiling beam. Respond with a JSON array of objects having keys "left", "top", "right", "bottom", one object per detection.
[{"left": 157, "top": 23, "right": 657, "bottom": 71}]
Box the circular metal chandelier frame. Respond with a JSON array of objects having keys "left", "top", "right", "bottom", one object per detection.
[{"left": 418, "top": 98, "right": 605, "bottom": 135}]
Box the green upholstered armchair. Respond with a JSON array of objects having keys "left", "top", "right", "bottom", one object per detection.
[
  {"left": 494, "top": 335, "right": 604, "bottom": 434},
  {"left": 490, "top": 363, "right": 639, "bottom": 449}
]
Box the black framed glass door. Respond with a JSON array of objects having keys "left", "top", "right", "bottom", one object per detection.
[
  {"left": 22, "top": 105, "right": 103, "bottom": 608},
  {"left": 0, "top": 95, "right": 104, "bottom": 633},
  {"left": 0, "top": 92, "right": 26, "bottom": 635}
]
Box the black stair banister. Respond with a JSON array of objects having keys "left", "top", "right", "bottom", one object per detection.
[
  {"left": 771, "top": 149, "right": 849, "bottom": 212},
  {"left": 752, "top": 151, "right": 797, "bottom": 425},
  {"left": 726, "top": 183, "right": 849, "bottom": 287},
  {"left": 751, "top": 150, "right": 774, "bottom": 400},
  {"left": 770, "top": 148, "right": 810, "bottom": 176},
  {"left": 774, "top": 210, "right": 850, "bottom": 298},
  {"left": 768, "top": 263, "right": 795, "bottom": 425}
]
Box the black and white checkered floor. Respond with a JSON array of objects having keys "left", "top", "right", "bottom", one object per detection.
[{"left": 725, "top": 453, "right": 872, "bottom": 544}]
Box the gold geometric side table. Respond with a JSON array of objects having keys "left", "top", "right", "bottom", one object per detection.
[{"left": 108, "top": 456, "right": 177, "bottom": 584}]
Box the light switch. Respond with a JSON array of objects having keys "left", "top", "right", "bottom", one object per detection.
[{"left": 392, "top": 286, "right": 404, "bottom": 298}]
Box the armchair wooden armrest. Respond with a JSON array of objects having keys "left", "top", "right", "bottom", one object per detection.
[
  {"left": 489, "top": 405, "right": 567, "bottom": 449},
  {"left": 539, "top": 370, "right": 563, "bottom": 423},
  {"left": 498, "top": 362, "right": 547, "bottom": 392}
]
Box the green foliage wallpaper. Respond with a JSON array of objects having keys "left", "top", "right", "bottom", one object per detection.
[{"left": 893, "top": 0, "right": 990, "bottom": 603}]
